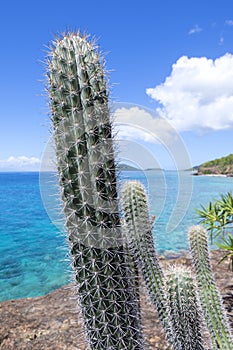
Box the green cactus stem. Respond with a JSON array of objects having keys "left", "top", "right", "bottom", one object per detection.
[
  {"left": 165, "top": 265, "right": 206, "bottom": 350},
  {"left": 47, "top": 32, "right": 143, "bottom": 349},
  {"left": 121, "top": 180, "right": 174, "bottom": 345},
  {"left": 189, "top": 225, "right": 233, "bottom": 350}
]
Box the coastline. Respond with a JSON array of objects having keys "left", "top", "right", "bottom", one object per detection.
[
  {"left": 1, "top": 250, "right": 232, "bottom": 350},
  {"left": 193, "top": 173, "right": 229, "bottom": 177}
]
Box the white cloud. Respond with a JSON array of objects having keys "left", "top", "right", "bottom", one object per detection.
[
  {"left": 113, "top": 106, "right": 179, "bottom": 145},
  {"left": 0, "top": 156, "right": 41, "bottom": 170},
  {"left": 146, "top": 53, "right": 233, "bottom": 131},
  {"left": 219, "top": 36, "right": 224, "bottom": 45},
  {"left": 188, "top": 24, "right": 202, "bottom": 35},
  {"left": 113, "top": 105, "right": 192, "bottom": 171},
  {"left": 225, "top": 19, "right": 233, "bottom": 26}
]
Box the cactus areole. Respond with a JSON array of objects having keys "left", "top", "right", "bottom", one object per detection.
[{"left": 47, "top": 33, "right": 143, "bottom": 349}]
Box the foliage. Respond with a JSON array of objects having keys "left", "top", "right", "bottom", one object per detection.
[
  {"left": 198, "top": 154, "right": 233, "bottom": 174},
  {"left": 196, "top": 192, "right": 233, "bottom": 269},
  {"left": 217, "top": 234, "right": 233, "bottom": 270},
  {"left": 201, "top": 154, "right": 233, "bottom": 168}
]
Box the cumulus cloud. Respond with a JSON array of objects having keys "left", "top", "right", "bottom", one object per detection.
[
  {"left": 188, "top": 24, "right": 202, "bottom": 35},
  {"left": 0, "top": 156, "right": 41, "bottom": 170},
  {"left": 113, "top": 106, "right": 179, "bottom": 145},
  {"left": 146, "top": 53, "right": 233, "bottom": 131},
  {"left": 113, "top": 105, "right": 192, "bottom": 171}
]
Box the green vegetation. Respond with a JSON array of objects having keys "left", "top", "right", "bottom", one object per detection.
[
  {"left": 118, "top": 163, "right": 140, "bottom": 171},
  {"left": 48, "top": 32, "right": 143, "bottom": 349},
  {"left": 122, "top": 181, "right": 233, "bottom": 349},
  {"left": 189, "top": 226, "right": 233, "bottom": 349},
  {"left": 197, "top": 192, "right": 233, "bottom": 270},
  {"left": 198, "top": 154, "right": 233, "bottom": 175}
]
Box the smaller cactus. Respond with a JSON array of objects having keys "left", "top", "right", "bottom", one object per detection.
[
  {"left": 189, "top": 225, "right": 233, "bottom": 350},
  {"left": 121, "top": 180, "right": 173, "bottom": 344},
  {"left": 165, "top": 265, "right": 206, "bottom": 350}
]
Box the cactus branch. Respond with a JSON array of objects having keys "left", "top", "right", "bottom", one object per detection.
[
  {"left": 189, "top": 225, "right": 233, "bottom": 350},
  {"left": 165, "top": 265, "right": 206, "bottom": 350},
  {"left": 121, "top": 180, "right": 173, "bottom": 344}
]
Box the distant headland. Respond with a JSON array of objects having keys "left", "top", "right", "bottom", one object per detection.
[
  {"left": 118, "top": 164, "right": 161, "bottom": 171},
  {"left": 193, "top": 154, "right": 233, "bottom": 176}
]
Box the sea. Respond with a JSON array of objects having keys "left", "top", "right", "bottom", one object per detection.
[{"left": 0, "top": 170, "right": 232, "bottom": 302}]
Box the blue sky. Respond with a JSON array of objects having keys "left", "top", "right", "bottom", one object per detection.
[{"left": 1, "top": 0, "right": 233, "bottom": 170}]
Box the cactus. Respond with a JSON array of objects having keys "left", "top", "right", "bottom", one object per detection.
[
  {"left": 47, "top": 32, "right": 143, "bottom": 349},
  {"left": 121, "top": 180, "right": 173, "bottom": 344},
  {"left": 165, "top": 265, "right": 206, "bottom": 350},
  {"left": 189, "top": 226, "right": 233, "bottom": 350},
  {"left": 121, "top": 181, "right": 207, "bottom": 349},
  {"left": 46, "top": 31, "right": 233, "bottom": 350}
]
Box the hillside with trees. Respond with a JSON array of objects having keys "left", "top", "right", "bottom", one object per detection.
[{"left": 197, "top": 154, "right": 233, "bottom": 175}]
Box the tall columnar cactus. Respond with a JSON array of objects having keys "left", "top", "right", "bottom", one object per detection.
[
  {"left": 121, "top": 180, "right": 173, "bottom": 343},
  {"left": 165, "top": 266, "right": 206, "bottom": 350},
  {"left": 47, "top": 32, "right": 143, "bottom": 349},
  {"left": 189, "top": 226, "right": 233, "bottom": 350}
]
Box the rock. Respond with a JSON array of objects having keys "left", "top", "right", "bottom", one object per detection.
[{"left": 0, "top": 250, "right": 232, "bottom": 349}]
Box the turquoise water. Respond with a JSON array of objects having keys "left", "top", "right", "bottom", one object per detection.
[{"left": 0, "top": 171, "right": 232, "bottom": 301}]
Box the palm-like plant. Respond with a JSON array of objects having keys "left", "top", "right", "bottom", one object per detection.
[
  {"left": 196, "top": 201, "right": 224, "bottom": 241},
  {"left": 196, "top": 192, "right": 233, "bottom": 270},
  {"left": 218, "top": 192, "right": 233, "bottom": 220},
  {"left": 217, "top": 234, "right": 233, "bottom": 270}
]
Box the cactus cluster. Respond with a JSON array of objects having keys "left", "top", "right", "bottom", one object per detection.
[
  {"left": 47, "top": 32, "right": 233, "bottom": 349},
  {"left": 122, "top": 180, "right": 233, "bottom": 350},
  {"left": 122, "top": 181, "right": 205, "bottom": 350}
]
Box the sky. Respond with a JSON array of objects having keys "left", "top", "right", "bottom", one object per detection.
[{"left": 1, "top": 0, "right": 233, "bottom": 170}]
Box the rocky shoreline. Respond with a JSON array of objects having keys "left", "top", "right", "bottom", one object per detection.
[
  {"left": 1, "top": 250, "right": 233, "bottom": 349},
  {"left": 193, "top": 171, "right": 233, "bottom": 177},
  {"left": 194, "top": 173, "right": 228, "bottom": 177}
]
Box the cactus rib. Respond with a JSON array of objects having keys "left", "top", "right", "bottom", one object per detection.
[
  {"left": 48, "top": 32, "right": 143, "bottom": 349},
  {"left": 121, "top": 180, "right": 173, "bottom": 343},
  {"left": 189, "top": 225, "right": 233, "bottom": 350},
  {"left": 165, "top": 265, "right": 206, "bottom": 350}
]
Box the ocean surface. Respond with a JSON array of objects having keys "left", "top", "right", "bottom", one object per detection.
[{"left": 0, "top": 171, "right": 232, "bottom": 301}]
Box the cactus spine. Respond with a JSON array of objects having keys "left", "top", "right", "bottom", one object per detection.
[
  {"left": 121, "top": 181, "right": 208, "bottom": 350},
  {"left": 165, "top": 266, "right": 206, "bottom": 350},
  {"left": 47, "top": 33, "right": 143, "bottom": 349},
  {"left": 189, "top": 226, "right": 233, "bottom": 350},
  {"left": 121, "top": 181, "right": 172, "bottom": 342}
]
